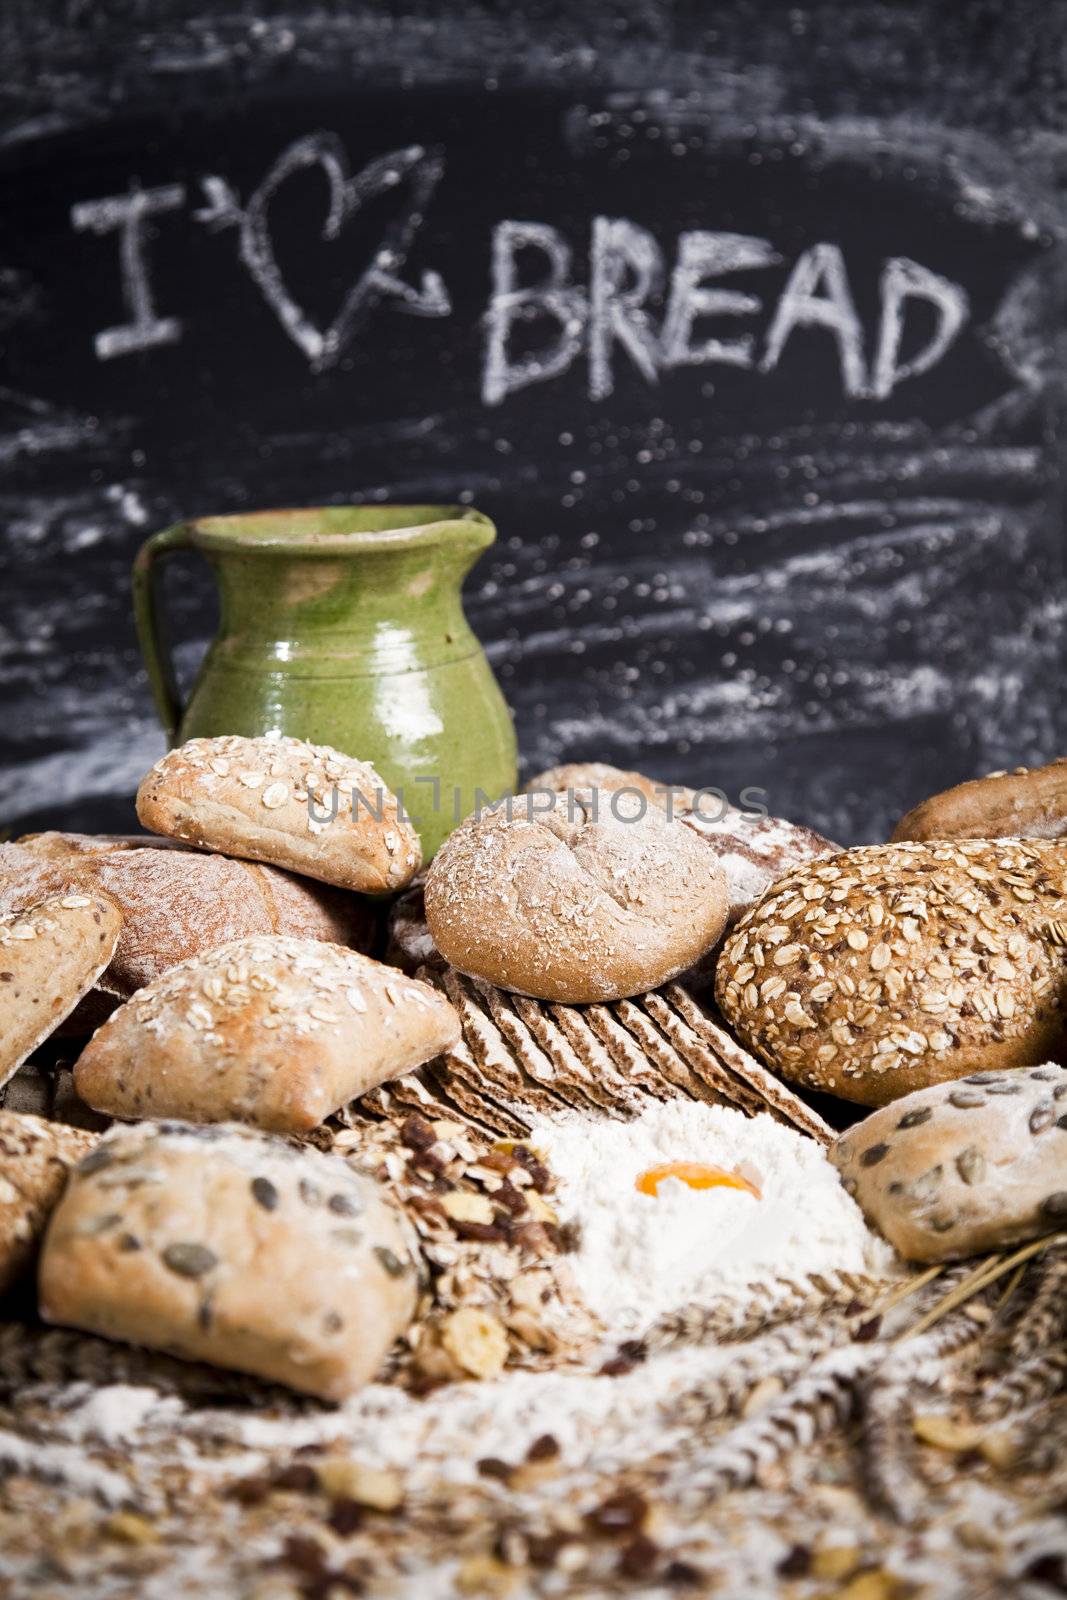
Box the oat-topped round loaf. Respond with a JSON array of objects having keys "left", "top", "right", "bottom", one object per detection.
[
  {"left": 832, "top": 1063, "right": 1067, "bottom": 1261},
  {"left": 39, "top": 1120, "right": 417, "bottom": 1400},
  {"left": 0, "top": 891, "right": 123, "bottom": 1088},
  {"left": 74, "top": 934, "right": 460, "bottom": 1132},
  {"left": 892, "top": 756, "right": 1067, "bottom": 843},
  {"left": 137, "top": 733, "right": 421, "bottom": 892},
  {"left": 424, "top": 791, "right": 729, "bottom": 1003},
  {"left": 716, "top": 839, "right": 1067, "bottom": 1107}
]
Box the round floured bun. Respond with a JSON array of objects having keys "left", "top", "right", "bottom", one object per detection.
[
  {"left": 137, "top": 734, "right": 421, "bottom": 893},
  {"left": 424, "top": 790, "right": 729, "bottom": 1003},
  {"left": 891, "top": 756, "right": 1067, "bottom": 843}
]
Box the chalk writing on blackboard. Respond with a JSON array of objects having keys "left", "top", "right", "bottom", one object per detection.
[
  {"left": 68, "top": 132, "right": 971, "bottom": 402},
  {"left": 70, "top": 184, "right": 187, "bottom": 359}
]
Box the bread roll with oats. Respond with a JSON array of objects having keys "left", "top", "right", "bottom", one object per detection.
[
  {"left": 716, "top": 839, "right": 1067, "bottom": 1108},
  {"left": 0, "top": 1111, "right": 96, "bottom": 1294},
  {"left": 137, "top": 734, "right": 421, "bottom": 892},
  {"left": 0, "top": 891, "right": 122, "bottom": 1087},
  {"left": 892, "top": 757, "right": 1067, "bottom": 843},
  {"left": 39, "top": 1120, "right": 417, "bottom": 1401},
  {"left": 424, "top": 790, "right": 729, "bottom": 1003},
  {"left": 831, "top": 1063, "right": 1067, "bottom": 1261},
  {"left": 74, "top": 934, "right": 460, "bottom": 1132}
]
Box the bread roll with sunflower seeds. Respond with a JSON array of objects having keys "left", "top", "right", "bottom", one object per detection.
[
  {"left": 137, "top": 734, "right": 421, "bottom": 892},
  {"left": 73, "top": 934, "right": 460, "bottom": 1132},
  {"left": 831, "top": 1063, "right": 1067, "bottom": 1261},
  {"left": 892, "top": 756, "right": 1067, "bottom": 843},
  {"left": 425, "top": 790, "right": 728, "bottom": 1003},
  {"left": 0, "top": 891, "right": 123, "bottom": 1086},
  {"left": 39, "top": 1120, "right": 417, "bottom": 1400},
  {"left": 715, "top": 839, "right": 1067, "bottom": 1108}
]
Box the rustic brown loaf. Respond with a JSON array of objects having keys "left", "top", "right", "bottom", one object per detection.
[
  {"left": 831, "top": 1063, "right": 1067, "bottom": 1261},
  {"left": 715, "top": 839, "right": 1067, "bottom": 1107},
  {"left": 0, "top": 1111, "right": 96, "bottom": 1294},
  {"left": 681, "top": 805, "right": 839, "bottom": 931},
  {"left": 39, "top": 1120, "right": 418, "bottom": 1400},
  {"left": 137, "top": 734, "right": 421, "bottom": 892},
  {"left": 424, "top": 790, "right": 729, "bottom": 1003},
  {"left": 892, "top": 757, "right": 1067, "bottom": 843},
  {"left": 384, "top": 876, "right": 444, "bottom": 975},
  {"left": 74, "top": 933, "right": 461, "bottom": 1132},
  {"left": 0, "top": 891, "right": 123, "bottom": 1086},
  {"left": 2, "top": 837, "right": 377, "bottom": 1035},
  {"left": 525, "top": 761, "right": 695, "bottom": 813}
]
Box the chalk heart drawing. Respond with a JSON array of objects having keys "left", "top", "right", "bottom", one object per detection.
[{"left": 212, "top": 133, "right": 450, "bottom": 371}]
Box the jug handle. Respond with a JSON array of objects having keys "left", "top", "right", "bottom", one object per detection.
[{"left": 132, "top": 523, "right": 196, "bottom": 746}]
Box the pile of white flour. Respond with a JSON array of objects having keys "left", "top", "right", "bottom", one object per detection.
[{"left": 531, "top": 1100, "right": 897, "bottom": 1333}]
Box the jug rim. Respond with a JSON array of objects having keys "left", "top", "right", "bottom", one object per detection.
[{"left": 186, "top": 504, "right": 494, "bottom": 554}]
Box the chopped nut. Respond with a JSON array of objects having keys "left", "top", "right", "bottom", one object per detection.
[
  {"left": 103, "top": 1511, "right": 158, "bottom": 1545},
  {"left": 316, "top": 1458, "right": 403, "bottom": 1511},
  {"left": 440, "top": 1307, "right": 509, "bottom": 1379},
  {"left": 912, "top": 1413, "right": 987, "bottom": 1452},
  {"left": 454, "top": 1555, "right": 519, "bottom": 1596},
  {"left": 812, "top": 1544, "right": 862, "bottom": 1581},
  {"left": 441, "top": 1191, "right": 497, "bottom": 1227}
]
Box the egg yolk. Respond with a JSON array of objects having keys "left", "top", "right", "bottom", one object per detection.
[{"left": 635, "top": 1162, "right": 761, "bottom": 1199}]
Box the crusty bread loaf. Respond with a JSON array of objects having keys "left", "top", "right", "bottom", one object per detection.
[
  {"left": 74, "top": 934, "right": 461, "bottom": 1132},
  {"left": 525, "top": 761, "right": 695, "bottom": 813},
  {"left": 0, "top": 891, "right": 123, "bottom": 1087},
  {"left": 681, "top": 806, "right": 839, "bottom": 930},
  {"left": 892, "top": 757, "right": 1067, "bottom": 843},
  {"left": 18, "top": 832, "right": 186, "bottom": 857},
  {"left": 424, "top": 790, "right": 729, "bottom": 1003},
  {"left": 716, "top": 839, "right": 1067, "bottom": 1107},
  {"left": 39, "top": 1120, "right": 418, "bottom": 1400},
  {"left": 384, "top": 876, "right": 444, "bottom": 975},
  {"left": 831, "top": 1063, "right": 1067, "bottom": 1261},
  {"left": 137, "top": 734, "right": 421, "bottom": 892},
  {"left": 0, "top": 1111, "right": 96, "bottom": 1294}
]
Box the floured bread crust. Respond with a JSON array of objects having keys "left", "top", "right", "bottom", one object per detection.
[{"left": 424, "top": 791, "right": 728, "bottom": 1004}]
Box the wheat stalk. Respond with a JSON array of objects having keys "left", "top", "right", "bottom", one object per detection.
[{"left": 641, "top": 1269, "right": 888, "bottom": 1353}]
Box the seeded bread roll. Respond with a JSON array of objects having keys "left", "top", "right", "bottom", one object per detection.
[
  {"left": 716, "top": 839, "right": 1067, "bottom": 1108},
  {"left": 892, "top": 757, "right": 1067, "bottom": 843},
  {"left": 0, "top": 1112, "right": 96, "bottom": 1294},
  {"left": 0, "top": 892, "right": 123, "bottom": 1087},
  {"left": 137, "top": 734, "right": 421, "bottom": 892},
  {"left": 831, "top": 1064, "right": 1067, "bottom": 1261},
  {"left": 525, "top": 762, "right": 695, "bottom": 814},
  {"left": 74, "top": 934, "right": 460, "bottom": 1132},
  {"left": 424, "top": 791, "right": 729, "bottom": 1003},
  {"left": 39, "top": 1121, "right": 417, "bottom": 1400}
]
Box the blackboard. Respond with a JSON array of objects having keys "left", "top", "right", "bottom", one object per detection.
[{"left": 1, "top": 1, "right": 1064, "bottom": 846}]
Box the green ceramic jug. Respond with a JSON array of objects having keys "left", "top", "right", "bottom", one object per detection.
[{"left": 132, "top": 504, "right": 517, "bottom": 860}]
